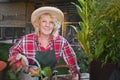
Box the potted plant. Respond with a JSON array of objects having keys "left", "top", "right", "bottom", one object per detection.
[{"left": 72, "top": 0, "right": 120, "bottom": 79}]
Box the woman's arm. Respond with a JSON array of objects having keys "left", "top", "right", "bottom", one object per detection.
[
  {"left": 62, "top": 38, "right": 80, "bottom": 79},
  {"left": 8, "top": 37, "right": 24, "bottom": 69}
]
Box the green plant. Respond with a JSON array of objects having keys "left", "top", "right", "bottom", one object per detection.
[
  {"left": 33, "top": 66, "right": 52, "bottom": 80},
  {"left": 72, "top": 46, "right": 89, "bottom": 73},
  {"left": 0, "top": 43, "right": 12, "bottom": 61},
  {"left": 72, "top": 0, "right": 120, "bottom": 64}
]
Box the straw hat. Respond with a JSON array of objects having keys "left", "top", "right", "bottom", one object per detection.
[{"left": 31, "top": 6, "right": 64, "bottom": 28}]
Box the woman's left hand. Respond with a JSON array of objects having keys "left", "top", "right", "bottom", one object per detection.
[{"left": 71, "top": 73, "right": 79, "bottom": 80}]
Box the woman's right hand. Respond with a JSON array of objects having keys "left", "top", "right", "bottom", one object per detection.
[{"left": 8, "top": 54, "right": 28, "bottom": 73}]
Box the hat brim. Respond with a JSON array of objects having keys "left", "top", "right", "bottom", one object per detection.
[{"left": 31, "top": 6, "right": 64, "bottom": 27}]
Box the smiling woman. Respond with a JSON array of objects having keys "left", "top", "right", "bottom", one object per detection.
[{"left": 8, "top": 6, "right": 80, "bottom": 80}]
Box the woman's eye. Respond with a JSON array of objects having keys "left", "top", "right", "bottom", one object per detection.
[
  {"left": 50, "top": 21, "right": 54, "bottom": 24},
  {"left": 42, "top": 20, "right": 46, "bottom": 22}
]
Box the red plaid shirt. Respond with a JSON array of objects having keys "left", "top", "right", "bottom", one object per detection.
[{"left": 9, "top": 33, "right": 79, "bottom": 74}]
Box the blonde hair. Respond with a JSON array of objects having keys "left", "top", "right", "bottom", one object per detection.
[{"left": 32, "top": 13, "right": 61, "bottom": 37}]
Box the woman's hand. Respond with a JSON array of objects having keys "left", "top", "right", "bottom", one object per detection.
[
  {"left": 8, "top": 54, "right": 28, "bottom": 73},
  {"left": 8, "top": 55, "right": 18, "bottom": 66},
  {"left": 71, "top": 73, "right": 79, "bottom": 80},
  {"left": 8, "top": 55, "right": 22, "bottom": 73}
]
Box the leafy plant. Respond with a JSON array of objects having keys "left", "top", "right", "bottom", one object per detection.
[
  {"left": 33, "top": 66, "right": 52, "bottom": 80},
  {"left": 0, "top": 43, "right": 12, "bottom": 61},
  {"left": 72, "top": 0, "right": 120, "bottom": 64}
]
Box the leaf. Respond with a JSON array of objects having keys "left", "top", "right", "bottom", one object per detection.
[
  {"left": 42, "top": 67, "right": 52, "bottom": 77},
  {"left": 78, "top": 0, "right": 85, "bottom": 7},
  {"left": 94, "top": 36, "right": 106, "bottom": 59},
  {"left": 7, "top": 73, "right": 16, "bottom": 79},
  {"left": 71, "top": 2, "right": 86, "bottom": 22}
]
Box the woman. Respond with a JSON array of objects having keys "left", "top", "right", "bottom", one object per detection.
[{"left": 8, "top": 6, "right": 80, "bottom": 80}]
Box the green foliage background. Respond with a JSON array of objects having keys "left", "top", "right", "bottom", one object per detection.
[{"left": 72, "top": 0, "right": 120, "bottom": 65}]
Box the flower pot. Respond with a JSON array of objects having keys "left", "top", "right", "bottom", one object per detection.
[
  {"left": 80, "top": 73, "right": 89, "bottom": 80},
  {"left": 90, "top": 60, "right": 116, "bottom": 80}
]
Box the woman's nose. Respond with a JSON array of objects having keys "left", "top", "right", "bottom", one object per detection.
[{"left": 46, "top": 22, "right": 50, "bottom": 26}]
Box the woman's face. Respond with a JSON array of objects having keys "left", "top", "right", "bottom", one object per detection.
[{"left": 38, "top": 14, "right": 54, "bottom": 36}]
